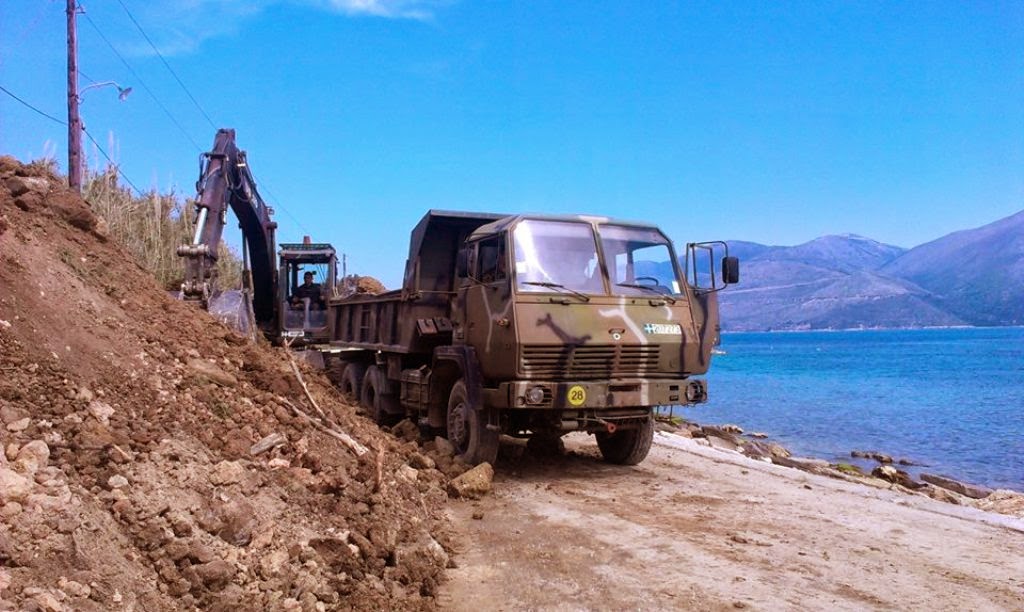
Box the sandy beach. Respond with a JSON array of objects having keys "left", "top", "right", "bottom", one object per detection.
[{"left": 440, "top": 432, "right": 1024, "bottom": 611}]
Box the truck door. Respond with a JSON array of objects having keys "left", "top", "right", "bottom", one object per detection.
[{"left": 459, "top": 235, "right": 516, "bottom": 380}]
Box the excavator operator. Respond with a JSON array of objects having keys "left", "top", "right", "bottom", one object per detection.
[{"left": 292, "top": 271, "right": 324, "bottom": 308}]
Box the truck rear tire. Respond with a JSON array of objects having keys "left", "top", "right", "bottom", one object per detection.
[
  {"left": 362, "top": 365, "right": 400, "bottom": 426},
  {"left": 446, "top": 379, "right": 499, "bottom": 466},
  {"left": 596, "top": 414, "right": 654, "bottom": 465},
  {"left": 326, "top": 358, "right": 347, "bottom": 387},
  {"left": 340, "top": 362, "right": 366, "bottom": 404}
]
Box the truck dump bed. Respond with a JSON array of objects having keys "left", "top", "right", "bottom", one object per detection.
[{"left": 328, "top": 210, "right": 505, "bottom": 354}]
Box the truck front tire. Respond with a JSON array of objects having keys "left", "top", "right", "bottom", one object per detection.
[
  {"left": 446, "top": 379, "right": 499, "bottom": 465},
  {"left": 596, "top": 413, "right": 654, "bottom": 465}
]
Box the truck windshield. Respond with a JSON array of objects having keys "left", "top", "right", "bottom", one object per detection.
[
  {"left": 599, "top": 224, "right": 682, "bottom": 296},
  {"left": 513, "top": 220, "right": 605, "bottom": 295}
]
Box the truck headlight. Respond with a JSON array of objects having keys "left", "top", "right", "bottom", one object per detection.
[
  {"left": 685, "top": 380, "right": 707, "bottom": 403},
  {"left": 525, "top": 386, "right": 546, "bottom": 405}
]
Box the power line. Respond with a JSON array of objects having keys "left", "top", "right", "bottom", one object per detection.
[
  {"left": 0, "top": 84, "right": 67, "bottom": 126},
  {"left": 101, "top": 4, "right": 309, "bottom": 230},
  {"left": 79, "top": 6, "right": 204, "bottom": 153},
  {"left": 259, "top": 181, "right": 313, "bottom": 235},
  {"left": 4, "top": 78, "right": 306, "bottom": 235},
  {"left": 0, "top": 83, "right": 144, "bottom": 196},
  {"left": 113, "top": 0, "right": 217, "bottom": 130},
  {"left": 70, "top": 7, "right": 306, "bottom": 231},
  {"left": 82, "top": 127, "right": 144, "bottom": 195}
]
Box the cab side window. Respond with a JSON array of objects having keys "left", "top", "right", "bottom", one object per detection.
[{"left": 477, "top": 237, "right": 506, "bottom": 283}]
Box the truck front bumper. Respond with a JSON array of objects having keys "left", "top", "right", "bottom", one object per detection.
[{"left": 484, "top": 378, "right": 707, "bottom": 411}]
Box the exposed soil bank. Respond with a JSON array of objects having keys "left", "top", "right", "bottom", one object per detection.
[{"left": 0, "top": 158, "right": 452, "bottom": 610}]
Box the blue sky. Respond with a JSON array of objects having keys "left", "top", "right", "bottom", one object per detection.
[{"left": 2, "top": 1, "right": 1022, "bottom": 287}]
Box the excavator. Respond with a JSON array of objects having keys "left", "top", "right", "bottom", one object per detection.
[{"left": 177, "top": 129, "right": 337, "bottom": 347}]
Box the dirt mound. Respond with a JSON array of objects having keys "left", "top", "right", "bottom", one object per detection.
[
  {"left": 0, "top": 158, "right": 451, "bottom": 610},
  {"left": 355, "top": 276, "right": 386, "bottom": 295}
]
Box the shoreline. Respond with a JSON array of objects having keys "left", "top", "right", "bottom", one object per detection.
[
  {"left": 442, "top": 431, "right": 1024, "bottom": 610},
  {"left": 692, "top": 326, "right": 1024, "bottom": 491},
  {"left": 720, "top": 324, "right": 1024, "bottom": 334},
  {"left": 661, "top": 416, "right": 1024, "bottom": 519}
]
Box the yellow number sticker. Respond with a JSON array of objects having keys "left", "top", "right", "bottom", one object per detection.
[{"left": 567, "top": 385, "right": 586, "bottom": 407}]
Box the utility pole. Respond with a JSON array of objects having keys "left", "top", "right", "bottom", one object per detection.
[{"left": 66, "top": 0, "right": 82, "bottom": 192}]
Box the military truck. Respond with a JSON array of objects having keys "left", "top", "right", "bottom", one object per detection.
[{"left": 327, "top": 211, "right": 737, "bottom": 466}]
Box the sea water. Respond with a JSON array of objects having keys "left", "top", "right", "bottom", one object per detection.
[{"left": 679, "top": 328, "right": 1024, "bottom": 490}]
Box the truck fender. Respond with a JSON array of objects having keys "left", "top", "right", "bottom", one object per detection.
[{"left": 432, "top": 345, "right": 484, "bottom": 412}]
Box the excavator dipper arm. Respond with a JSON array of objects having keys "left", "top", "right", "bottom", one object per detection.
[{"left": 177, "top": 129, "right": 279, "bottom": 329}]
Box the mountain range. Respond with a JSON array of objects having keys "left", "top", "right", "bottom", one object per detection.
[{"left": 717, "top": 209, "right": 1024, "bottom": 331}]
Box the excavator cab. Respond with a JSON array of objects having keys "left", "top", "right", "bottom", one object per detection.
[{"left": 278, "top": 239, "right": 336, "bottom": 346}]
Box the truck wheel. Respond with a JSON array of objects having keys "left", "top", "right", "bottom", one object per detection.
[
  {"left": 596, "top": 414, "right": 654, "bottom": 465},
  {"left": 339, "top": 362, "right": 366, "bottom": 404},
  {"left": 361, "top": 365, "right": 400, "bottom": 426},
  {"left": 446, "top": 379, "right": 499, "bottom": 465},
  {"left": 326, "top": 358, "right": 348, "bottom": 386}
]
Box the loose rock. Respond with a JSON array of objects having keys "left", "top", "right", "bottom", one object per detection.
[
  {"left": 852, "top": 450, "right": 894, "bottom": 464},
  {"left": 107, "top": 474, "right": 129, "bottom": 489},
  {"left": 209, "top": 460, "right": 246, "bottom": 486},
  {"left": 195, "top": 559, "right": 235, "bottom": 589},
  {"left": 921, "top": 483, "right": 962, "bottom": 505},
  {"left": 87, "top": 400, "right": 116, "bottom": 425},
  {"left": 14, "top": 440, "right": 50, "bottom": 475},
  {"left": 5, "top": 175, "right": 49, "bottom": 197},
  {"left": 0, "top": 468, "right": 33, "bottom": 503},
  {"left": 433, "top": 436, "right": 455, "bottom": 458},
  {"left": 187, "top": 359, "right": 238, "bottom": 387},
  {"left": 447, "top": 462, "right": 494, "bottom": 499},
  {"left": 6, "top": 417, "right": 30, "bottom": 432},
  {"left": 872, "top": 465, "right": 923, "bottom": 489},
  {"left": 250, "top": 432, "right": 287, "bottom": 456},
  {"left": 391, "top": 419, "right": 420, "bottom": 442}
]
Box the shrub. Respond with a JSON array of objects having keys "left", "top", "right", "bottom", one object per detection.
[{"left": 83, "top": 166, "right": 242, "bottom": 291}]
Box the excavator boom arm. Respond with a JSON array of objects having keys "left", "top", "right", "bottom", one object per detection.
[{"left": 178, "top": 129, "right": 279, "bottom": 329}]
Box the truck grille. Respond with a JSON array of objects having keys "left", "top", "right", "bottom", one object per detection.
[{"left": 521, "top": 344, "right": 661, "bottom": 380}]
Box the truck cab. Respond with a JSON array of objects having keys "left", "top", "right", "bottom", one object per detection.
[
  {"left": 278, "top": 239, "right": 336, "bottom": 347},
  {"left": 450, "top": 215, "right": 735, "bottom": 461}
]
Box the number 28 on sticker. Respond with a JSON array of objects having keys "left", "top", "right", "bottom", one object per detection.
[{"left": 567, "top": 385, "right": 586, "bottom": 407}]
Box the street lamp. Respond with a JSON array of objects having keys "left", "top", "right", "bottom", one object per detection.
[
  {"left": 70, "top": 80, "right": 131, "bottom": 192},
  {"left": 79, "top": 81, "right": 132, "bottom": 103}
]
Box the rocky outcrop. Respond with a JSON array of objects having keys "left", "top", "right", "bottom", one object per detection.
[
  {"left": 972, "top": 490, "right": 1024, "bottom": 518},
  {"left": 920, "top": 473, "right": 993, "bottom": 500},
  {"left": 667, "top": 420, "right": 1023, "bottom": 519}
]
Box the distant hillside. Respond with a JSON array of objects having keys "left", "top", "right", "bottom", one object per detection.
[
  {"left": 716, "top": 210, "right": 1024, "bottom": 331},
  {"left": 754, "top": 234, "right": 905, "bottom": 273},
  {"left": 724, "top": 240, "right": 777, "bottom": 262},
  {"left": 881, "top": 210, "right": 1024, "bottom": 326}
]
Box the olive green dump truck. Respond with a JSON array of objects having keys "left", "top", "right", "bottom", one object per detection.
[{"left": 328, "top": 210, "right": 737, "bottom": 466}]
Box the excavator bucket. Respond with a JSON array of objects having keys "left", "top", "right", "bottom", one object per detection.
[{"left": 207, "top": 289, "right": 258, "bottom": 341}]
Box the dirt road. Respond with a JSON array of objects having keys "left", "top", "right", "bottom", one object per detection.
[{"left": 439, "top": 432, "right": 1024, "bottom": 611}]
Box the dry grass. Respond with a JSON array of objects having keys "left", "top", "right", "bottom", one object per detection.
[{"left": 82, "top": 166, "right": 242, "bottom": 291}]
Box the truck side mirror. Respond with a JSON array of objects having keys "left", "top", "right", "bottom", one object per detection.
[
  {"left": 722, "top": 256, "right": 739, "bottom": 285},
  {"left": 455, "top": 249, "right": 470, "bottom": 278}
]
